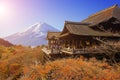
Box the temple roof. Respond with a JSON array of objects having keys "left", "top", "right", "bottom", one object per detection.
[
  {"left": 82, "top": 4, "right": 120, "bottom": 26},
  {"left": 47, "top": 32, "right": 61, "bottom": 39},
  {"left": 60, "top": 22, "right": 120, "bottom": 37}
]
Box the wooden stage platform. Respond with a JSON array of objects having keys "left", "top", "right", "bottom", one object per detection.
[{"left": 42, "top": 47, "right": 100, "bottom": 55}]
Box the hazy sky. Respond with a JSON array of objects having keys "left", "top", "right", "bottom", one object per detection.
[{"left": 0, "top": 0, "right": 120, "bottom": 37}]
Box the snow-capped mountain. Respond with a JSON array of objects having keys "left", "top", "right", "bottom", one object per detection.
[{"left": 4, "top": 22, "right": 59, "bottom": 46}]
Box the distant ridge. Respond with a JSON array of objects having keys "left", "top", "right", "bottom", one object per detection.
[{"left": 0, "top": 38, "right": 13, "bottom": 47}]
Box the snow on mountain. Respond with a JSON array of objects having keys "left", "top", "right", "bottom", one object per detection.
[{"left": 4, "top": 22, "right": 59, "bottom": 46}]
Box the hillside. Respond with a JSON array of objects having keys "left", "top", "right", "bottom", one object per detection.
[
  {"left": 0, "top": 46, "right": 120, "bottom": 80},
  {"left": 0, "top": 38, "right": 13, "bottom": 47}
]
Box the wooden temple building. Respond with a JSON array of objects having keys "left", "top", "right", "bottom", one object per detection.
[
  {"left": 47, "top": 32, "right": 61, "bottom": 49},
  {"left": 42, "top": 4, "right": 120, "bottom": 55}
]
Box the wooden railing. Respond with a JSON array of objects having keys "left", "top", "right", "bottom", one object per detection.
[
  {"left": 43, "top": 44, "right": 120, "bottom": 55},
  {"left": 73, "top": 49, "right": 87, "bottom": 54},
  {"left": 43, "top": 46, "right": 114, "bottom": 55},
  {"left": 42, "top": 47, "right": 60, "bottom": 54},
  {"left": 61, "top": 47, "right": 99, "bottom": 54},
  {"left": 51, "top": 48, "right": 60, "bottom": 54}
]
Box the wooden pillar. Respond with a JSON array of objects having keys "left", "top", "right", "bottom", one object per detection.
[
  {"left": 77, "top": 40, "right": 79, "bottom": 49},
  {"left": 72, "top": 40, "right": 75, "bottom": 49},
  {"left": 49, "top": 39, "right": 53, "bottom": 48},
  {"left": 65, "top": 40, "right": 67, "bottom": 48},
  {"left": 75, "top": 40, "right": 77, "bottom": 49},
  {"left": 49, "top": 39, "right": 52, "bottom": 49},
  {"left": 48, "top": 40, "right": 50, "bottom": 48},
  {"left": 50, "top": 39, "right": 53, "bottom": 49},
  {"left": 53, "top": 39, "right": 55, "bottom": 47},
  {"left": 79, "top": 40, "right": 81, "bottom": 49},
  {"left": 74, "top": 40, "right": 76, "bottom": 49},
  {"left": 68, "top": 40, "right": 70, "bottom": 48},
  {"left": 63, "top": 40, "right": 66, "bottom": 48}
]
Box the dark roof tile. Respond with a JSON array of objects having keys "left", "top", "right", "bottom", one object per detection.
[
  {"left": 82, "top": 4, "right": 120, "bottom": 25},
  {"left": 47, "top": 32, "right": 61, "bottom": 39}
]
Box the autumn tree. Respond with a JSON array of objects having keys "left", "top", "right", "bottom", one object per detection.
[{"left": 95, "top": 37, "right": 120, "bottom": 64}]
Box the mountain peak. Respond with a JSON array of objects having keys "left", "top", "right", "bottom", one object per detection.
[{"left": 22, "top": 22, "right": 58, "bottom": 33}]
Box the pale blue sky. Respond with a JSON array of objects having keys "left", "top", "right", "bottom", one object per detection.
[{"left": 0, "top": 0, "right": 120, "bottom": 37}]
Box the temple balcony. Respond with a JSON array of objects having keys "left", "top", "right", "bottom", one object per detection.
[{"left": 42, "top": 46, "right": 99, "bottom": 55}]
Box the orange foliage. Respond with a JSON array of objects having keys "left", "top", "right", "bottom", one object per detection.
[
  {"left": 9, "top": 63, "right": 21, "bottom": 75},
  {"left": 33, "top": 58, "right": 120, "bottom": 80},
  {"left": 0, "top": 46, "right": 120, "bottom": 80}
]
